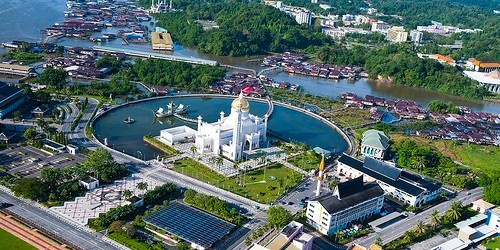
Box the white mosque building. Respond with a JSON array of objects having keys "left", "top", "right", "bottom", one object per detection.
[
  {"left": 160, "top": 93, "right": 268, "bottom": 161},
  {"left": 195, "top": 93, "right": 267, "bottom": 161}
]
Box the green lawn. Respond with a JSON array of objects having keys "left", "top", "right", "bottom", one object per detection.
[
  {"left": 287, "top": 150, "right": 322, "bottom": 172},
  {"left": 389, "top": 134, "right": 500, "bottom": 175},
  {"left": 484, "top": 236, "right": 500, "bottom": 249},
  {"left": 143, "top": 136, "right": 179, "bottom": 158},
  {"left": 0, "top": 228, "right": 36, "bottom": 250},
  {"left": 107, "top": 232, "right": 158, "bottom": 250},
  {"left": 173, "top": 158, "right": 304, "bottom": 203}
]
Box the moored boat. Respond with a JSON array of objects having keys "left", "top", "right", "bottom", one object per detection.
[{"left": 175, "top": 104, "right": 189, "bottom": 114}]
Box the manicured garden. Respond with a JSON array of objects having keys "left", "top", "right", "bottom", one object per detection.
[
  {"left": 0, "top": 228, "right": 36, "bottom": 250},
  {"left": 173, "top": 158, "right": 303, "bottom": 203},
  {"left": 287, "top": 150, "right": 322, "bottom": 172}
]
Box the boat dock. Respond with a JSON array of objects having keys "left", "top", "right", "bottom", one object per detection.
[{"left": 92, "top": 45, "right": 219, "bottom": 66}]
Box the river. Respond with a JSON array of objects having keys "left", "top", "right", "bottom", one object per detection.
[{"left": 0, "top": 0, "right": 498, "bottom": 114}]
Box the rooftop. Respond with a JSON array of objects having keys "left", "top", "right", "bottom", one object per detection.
[
  {"left": 338, "top": 154, "right": 441, "bottom": 196},
  {"left": 0, "top": 82, "right": 23, "bottom": 104},
  {"left": 312, "top": 181, "right": 384, "bottom": 214},
  {"left": 463, "top": 71, "right": 500, "bottom": 85},
  {"left": 143, "top": 201, "right": 235, "bottom": 249},
  {"left": 362, "top": 129, "right": 390, "bottom": 150},
  {"left": 472, "top": 199, "right": 495, "bottom": 210}
]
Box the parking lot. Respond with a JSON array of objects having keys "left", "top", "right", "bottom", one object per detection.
[{"left": 0, "top": 146, "right": 84, "bottom": 178}]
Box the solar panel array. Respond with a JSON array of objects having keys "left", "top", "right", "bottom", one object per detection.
[{"left": 143, "top": 201, "right": 236, "bottom": 248}]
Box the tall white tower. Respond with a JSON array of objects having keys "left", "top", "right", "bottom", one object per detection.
[
  {"left": 315, "top": 155, "right": 325, "bottom": 196},
  {"left": 169, "top": 0, "right": 173, "bottom": 9}
]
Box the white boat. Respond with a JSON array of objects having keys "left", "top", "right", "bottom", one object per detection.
[
  {"left": 152, "top": 107, "right": 172, "bottom": 118},
  {"left": 174, "top": 104, "right": 189, "bottom": 114},
  {"left": 123, "top": 117, "right": 135, "bottom": 124}
]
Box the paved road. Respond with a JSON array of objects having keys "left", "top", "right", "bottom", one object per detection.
[
  {"left": 357, "top": 187, "right": 484, "bottom": 247},
  {"left": 0, "top": 189, "right": 121, "bottom": 250}
]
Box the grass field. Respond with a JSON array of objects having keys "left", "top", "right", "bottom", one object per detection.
[
  {"left": 389, "top": 134, "right": 500, "bottom": 175},
  {"left": 107, "top": 232, "right": 153, "bottom": 250},
  {"left": 0, "top": 228, "right": 36, "bottom": 250},
  {"left": 173, "top": 158, "right": 304, "bottom": 203},
  {"left": 287, "top": 150, "right": 322, "bottom": 172},
  {"left": 328, "top": 108, "right": 372, "bottom": 128}
]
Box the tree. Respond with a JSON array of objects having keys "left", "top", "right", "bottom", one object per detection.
[
  {"left": 12, "top": 178, "right": 47, "bottom": 200},
  {"left": 429, "top": 210, "right": 442, "bottom": 229},
  {"left": 82, "top": 148, "right": 127, "bottom": 182},
  {"left": 39, "top": 68, "right": 67, "bottom": 91},
  {"left": 12, "top": 110, "right": 21, "bottom": 123},
  {"left": 267, "top": 206, "right": 292, "bottom": 228},
  {"left": 411, "top": 156, "right": 426, "bottom": 172},
  {"left": 40, "top": 168, "right": 63, "bottom": 189},
  {"left": 137, "top": 182, "right": 148, "bottom": 193},
  {"left": 122, "top": 189, "right": 133, "bottom": 200},
  {"left": 23, "top": 127, "right": 37, "bottom": 141},
  {"left": 109, "top": 220, "right": 125, "bottom": 233},
  {"left": 483, "top": 182, "right": 500, "bottom": 205},
  {"left": 446, "top": 201, "right": 462, "bottom": 222},
  {"left": 215, "top": 157, "right": 223, "bottom": 171},
  {"left": 413, "top": 220, "right": 427, "bottom": 235},
  {"left": 374, "top": 237, "right": 383, "bottom": 246},
  {"left": 190, "top": 145, "right": 197, "bottom": 156},
  {"left": 37, "top": 118, "right": 48, "bottom": 132}
]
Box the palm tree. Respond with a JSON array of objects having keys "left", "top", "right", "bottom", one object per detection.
[
  {"left": 334, "top": 230, "right": 344, "bottom": 243},
  {"left": 429, "top": 210, "right": 442, "bottom": 229},
  {"left": 122, "top": 189, "right": 132, "bottom": 200},
  {"left": 208, "top": 156, "right": 216, "bottom": 168},
  {"left": 402, "top": 230, "right": 415, "bottom": 243},
  {"left": 374, "top": 237, "right": 383, "bottom": 246},
  {"left": 411, "top": 156, "right": 426, "bottom": 172},
  {"left": 413, "top": 220, "right": 427, "bottom": 235},
  {"left": 190, "top": 145, "right": 197, "bottom": 157},
  {"left": 215, "top": 157, "right": 223, "bottom": 171},
  {"left": 37, "top": 118, "right": 48, "bottom": 132},
  {"left": 136, "top": 182, "right": 148, "bottom": 194},
  {"left": 446, "top": 201, "right": 462, "bottom": 222}
]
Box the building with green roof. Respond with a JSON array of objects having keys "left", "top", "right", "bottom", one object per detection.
[{"left": 361, "top": 129, "right": 389, "bottom": 159}]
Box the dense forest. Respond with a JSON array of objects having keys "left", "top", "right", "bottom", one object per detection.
[
  {"left": 126, "top": 59, "right": 226, "bottom": 91},
  {"left": 315, "top": 44, "right": 489, "bottom": 99},
  {"left": 155, "top": 2, "right": 328, "bottom": 56}
]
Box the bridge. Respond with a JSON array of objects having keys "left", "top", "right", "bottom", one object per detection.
[
  {"left": 265, "top": 97, "right": 274, "bottom": 118},
  {"left": 43, "top": 34, "right": 63, "bottom": 44},
  {"left": 92, "top": 46, "right": 219, "bottom": 66},
  {"left": 173, "top": 113, "right": 198, "bottom": 123},
  {"left": 257, "top": 66, "right": 281, "bottom": 76},
  {"left": 220, "top": 64, "right": 256, "bottom": 75}
]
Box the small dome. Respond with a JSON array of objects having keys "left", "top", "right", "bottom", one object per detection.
[{"left": 231, "top": 92, "right": 250, "bottom": 110}]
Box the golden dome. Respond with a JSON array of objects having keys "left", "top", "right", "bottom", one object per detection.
[{"left": 231, "top": 92, "right": 250, "bottom": 110}]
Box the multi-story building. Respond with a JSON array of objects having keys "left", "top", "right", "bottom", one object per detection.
[
  {"left": 0, "top": 82, "right": 24, "bottom": 119},
  {"left": 386, "top": 26, "right": 408, "bottom": 43},
  {"left": 295, "top": 10, "right": 312, "bottom": 25},
  {"left": 410, "top": 30, "right": 423, "bottom": 44},
  {"left": 361, "top": 129, "right": 389, "bottom": 160},
  {"left": 486, "top": 207, "right": 500, "bottom": 233},
  {"left": 371, "top": 21, "right": 390, "bottom": 32},
  {"left": 306, "top": 176, "right": 385, "bottom": 235},
  {"left": 337, "top": 154, "right": 442, "bottom": 207}
]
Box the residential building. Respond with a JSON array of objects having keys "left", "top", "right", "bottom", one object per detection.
[
  {"left": 486, "top": 207, "right": 500, "bottom": 233},
  {"left": 466, "top": 58, "right": 500, "bottom": 72},
  {"left": 409, "top": 30, "right": 423, "bottom": 44},
  {"left": 371, "top": 21, "right": 390, "bottom": 33},
  {"left": 0, "top": 63, "right": 36, "bottom": 76},
  {"left": 361, "top": 129, "right": 389, "bottom": 159},
  {"left": 295, "top": 10, "right": 312, "bottom": 25},
  {"left": 472, "top": 199, "right": 496, "bottom": 214},
  {"left": 0, "top": 82, "right": 24, "bottom": 119},
  {"left": 337, "top": 154, "right": 442, "bottom": 207},
  {"left": 417, "top": 21, "right": 482, "bottom": 36},
  {"left": 463, "top": 70, "right": 500, "bottom": 93},
  {"left": 429, "top": 54, "right": 456, "bottom": 66},
  {"left": 306, "top": 176, "right": 385, "bottom": 235},
  {"left": 386, "top": 26, "right": 408, "bottom": 43},
  {"left": 250, "top": 221, "right": 313, "bottom": 250}
]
